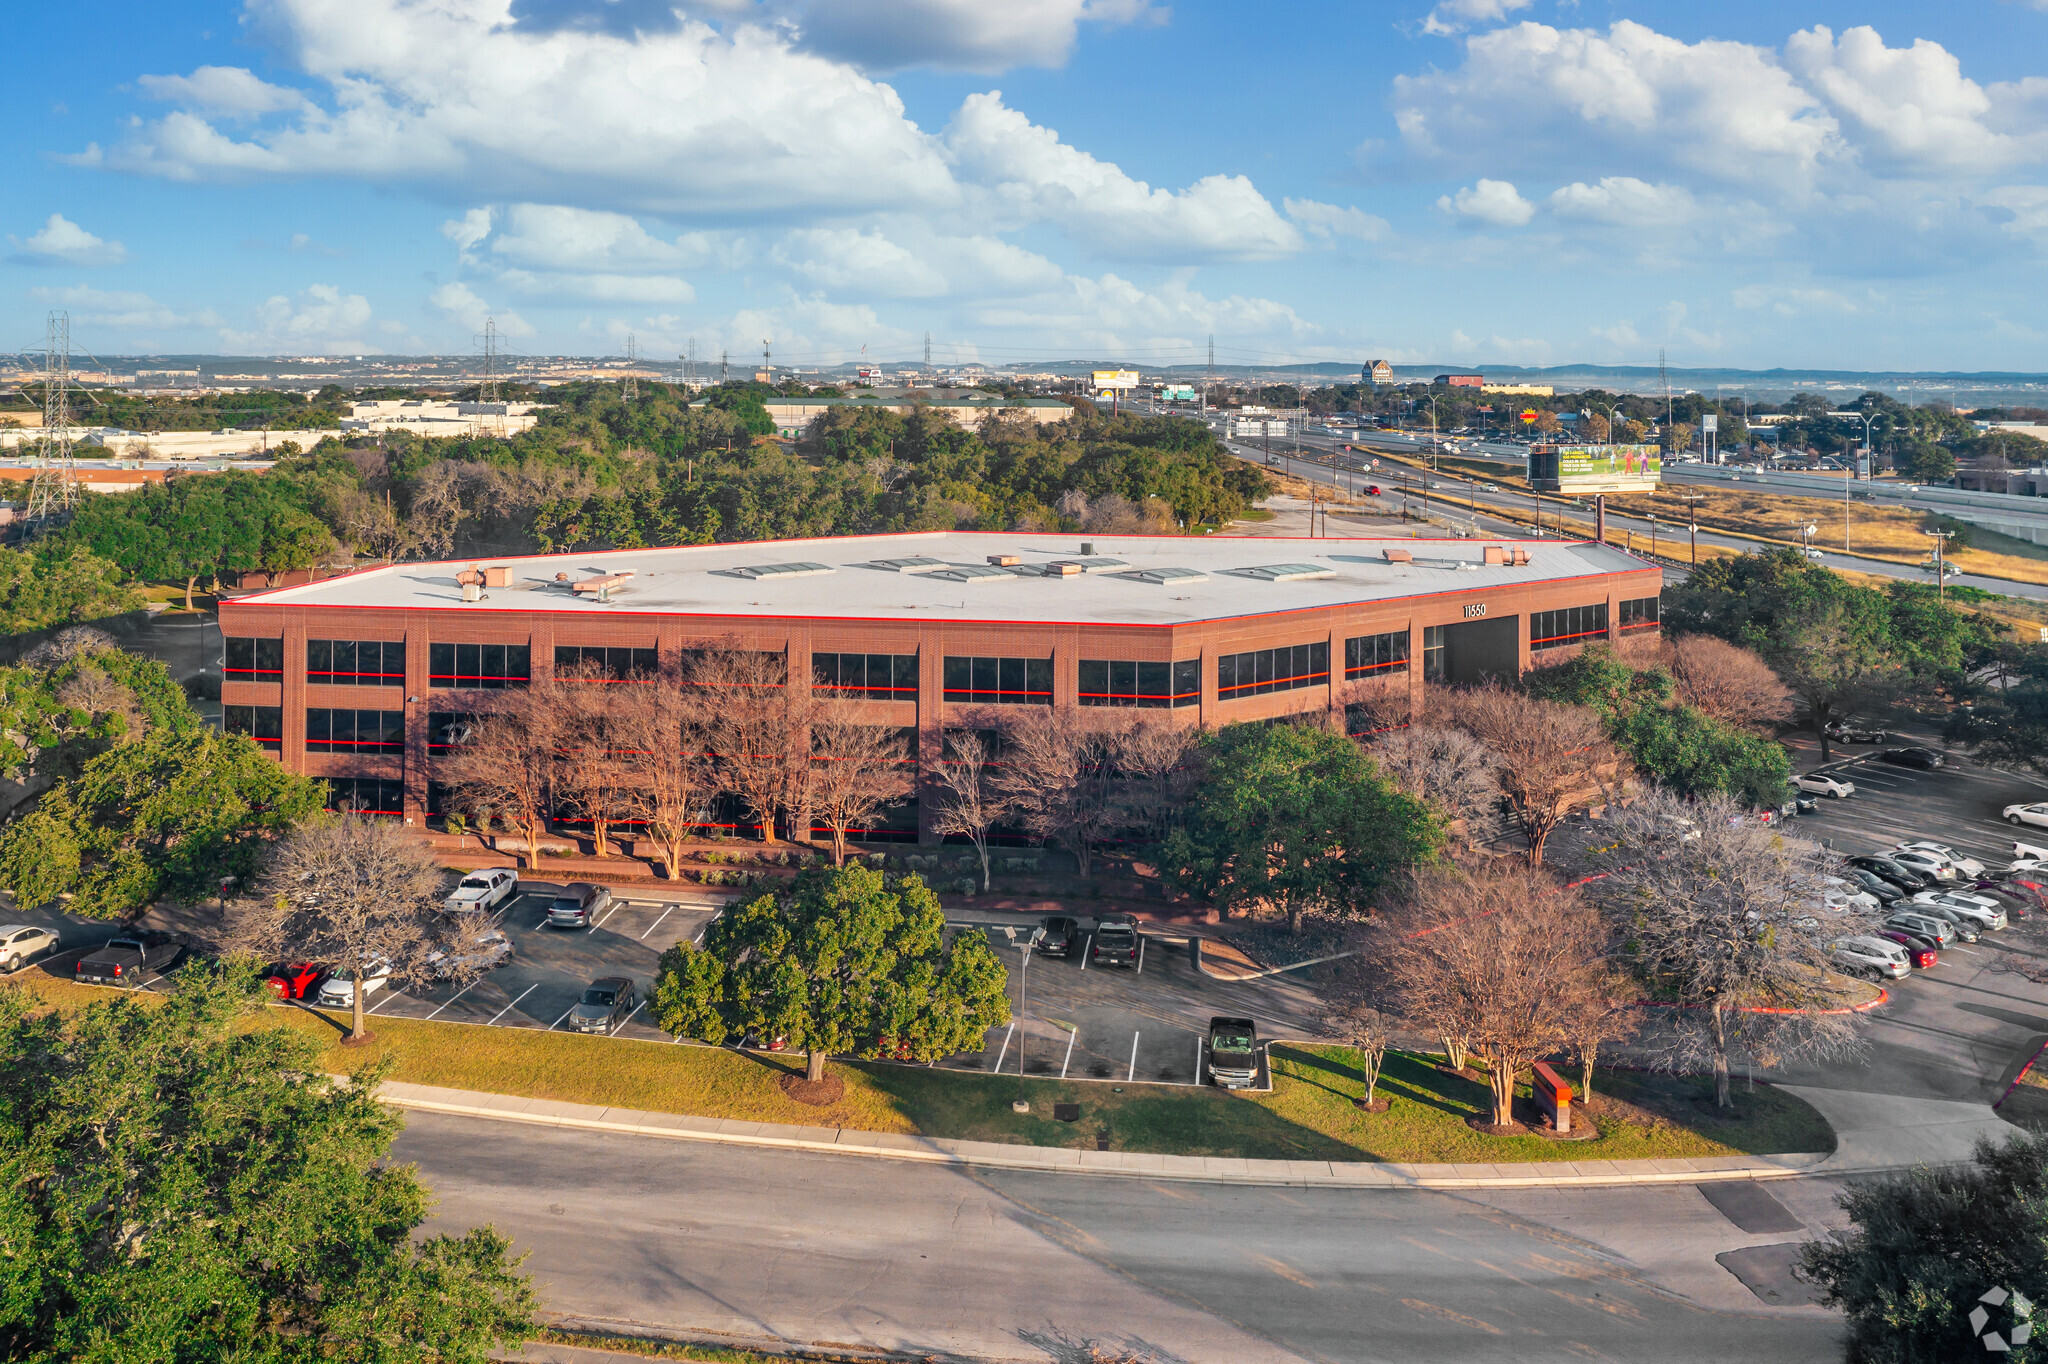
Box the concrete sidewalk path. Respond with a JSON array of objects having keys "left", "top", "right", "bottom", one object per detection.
[{"left": 370, "top": 1077, "right": 1868, "bottom": 1190}]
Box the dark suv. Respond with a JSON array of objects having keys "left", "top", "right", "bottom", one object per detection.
[
  {"left": 1038, "top": 916, "right": 1078, "bottom": 959},
  {"left": 548, "top": 881, "right": 612, "bottom": 929},
  {"left": 1206, "top": 1016, "right": 1260, "bottom": 1089},
  {"left": 1091, "top": 914, "right": 1139, "bottom": 968}
]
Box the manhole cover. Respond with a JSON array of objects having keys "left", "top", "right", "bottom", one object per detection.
[{"left": 1054, "top": 1103, "right": 1080, "bottom": 1122}]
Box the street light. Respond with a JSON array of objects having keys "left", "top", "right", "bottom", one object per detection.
[
  {"left": 1688, "top": 521, "right": 1698, "bottom": 567},
  {"left": 1004, "top": 925, "right": 1045, "bottom": 1076}
]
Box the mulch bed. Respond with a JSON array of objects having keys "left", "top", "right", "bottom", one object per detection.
[
  {"left": 778, "top": 1073, "right": 846, "bottom": 1107},
  {"left": 1351, "top": 1097, "right": 1391, "bottom": 1113}
]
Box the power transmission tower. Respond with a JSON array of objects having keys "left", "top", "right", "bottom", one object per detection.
[
  {"left": 471, "top": 317, "right": 505, "bottom": 436},
  {"left": 683, "top": 336, "right": 698, "bottom": 388},
  {"left": 24, "top": 311, "right": 78, "bottom": 529},
  {"left": 720, "top": 348, "right": 729, "bottom": 384},
  {"left": 622, "top": 333, "right": 639, "bottom": 401}
]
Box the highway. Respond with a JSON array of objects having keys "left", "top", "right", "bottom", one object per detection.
[
  {"left": 1211, "top": 419, "right": 2048, "bottom": 601},
  {"left": 399, "top": 1111, "right": 1847, "bottom": 1364}
]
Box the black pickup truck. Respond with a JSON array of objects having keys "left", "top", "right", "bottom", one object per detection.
[{"left": 75, "top": 931, "right": 179, "bottom": 987}]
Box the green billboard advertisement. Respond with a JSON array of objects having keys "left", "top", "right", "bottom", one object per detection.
[{"left": 1527, "top": 444, "right": 1661, "bottom": 493}]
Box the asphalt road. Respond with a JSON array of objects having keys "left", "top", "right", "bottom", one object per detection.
[{"left": 398, "top": 1110, "right": 1848, "bottom": 1364}]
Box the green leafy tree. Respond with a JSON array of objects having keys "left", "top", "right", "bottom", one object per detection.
[
  {"left": 1948, "top": 644, "right": 2048, "bottom": 777},
  {"left": 0, "top": 546, "right": 141, "bottom": 636},
  {"left": 0, "top": 727, "right": 325, "bottom": 918},
  {"left": 652, "top": 865, "right": 1010, "bottom": 1082},
  {"left": 0, "top": 962, "right": 536, "bottom": 1361},
  {"left": 1800, "top": 1131, "right": 2048, "bottom": 1363},
  {"left": 1161, "top": 722, "right": 1443, "bottom": 931}
]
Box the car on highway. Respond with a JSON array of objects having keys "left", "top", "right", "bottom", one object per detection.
[
  {"left": 1363, "top": 485, "right": 1382, "bottom": 496},
  {"left": 1920, "top": 560, "right": 1961, "bottom": 578},
  {"left": 265, "top": 962, "right": 327, "bottom": 1000},
  {"left": 1875, "top": 929, "right": 1939, "bottom": 969},
  {"left": 1885, "top": 909, "right": 1957, "bottom": 947},
  {"left": 547, "top": 881, "right": 612, "bottom": 929},
  {"left": 1799, "top": 546, "right": 1826, "bottom": 560},
  {"left": 1037, "top": 916, "right": 1079, "bottom": 958},
  {"left": 1910, "top": 889, "right": 2007, "bottom": 932},
  {"left": 1794, "top": 772, "right": 1856, "bottom": 798},
  {"left": 444, "top": 868, "right": 518, "bottom": 914},
  {"left": 1848, "top": 854, "right": 1934, "bottom": 891},
  {"left": 1205, "top": 1016, "right": 1261, "bottom": 1089},
  {"left": 0, "top": 924, "right": 59, "bottom": 974},
  {"left": 1824, "top": 720, "right": 1889, "bottom": 744},
  {"left": 316, "top": 958, "right": 393, "bottom": 1008},
  {"left": 1878, "top": 746, "right": 1946, "bottom": 770},
  {"left": 1832, "top": 935, "right": 1910, "bottom": 980},
  {"left": 1091, "top": 913, "right": 1140, "bottom": 968},
  {"left": 2003, "top": 802, "right": 2048, "bottom": 830},
  {"left": 1896, "top": 841, "right": 1985, "bottom": 878},
  {"left": 1842, "top": 869, "right": 1906, "bottom": 905},
  {"left": 568, "top": 977, "right": 636, "bottom": 1035}
]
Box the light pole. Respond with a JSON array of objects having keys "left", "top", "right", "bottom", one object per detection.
[
  {"left": 1006, "top": 925, "right": 1044, "bottom": 1076},
  {"left": 1427, "top": 394, "right": 1442, "bottom": 473},
  {"left": 1688, "top": 520, "right": 1698, "bottom": 567},
  {"left": 1650, "top": 512, "right": 1658, "bottom": 560}
]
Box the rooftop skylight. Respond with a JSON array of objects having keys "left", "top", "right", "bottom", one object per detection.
[{"left": 723, "top": 561, "right": 836, "bottom": 580}]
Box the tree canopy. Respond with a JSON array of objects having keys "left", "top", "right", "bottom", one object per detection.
[
  {"left": 653, "top": 864, "right": 1010, "bottom": 1081},
  {"left": 0, "top": 964, "right": 535, "bottom": 1362}
]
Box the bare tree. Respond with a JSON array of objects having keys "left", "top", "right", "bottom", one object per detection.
[
  {"left": 691, "top": 645, "right": 812, "bottom": 842},
  {"left": 440, "top": 687, "right": 562, "bottom": 869},
  {"left": 553, "top": 661, "right": 638, "bottom": 856},
  {"left": 1586, "top": 788, "right": 1873, "bottom": 1107},
  {"left": 808, "top": 718, "right": 912, "bottom": 866},
  {"left": 1116, "top": 714, "right": 1198, "bottom": 847},
  {"left": 929, "top": 725, "right": 1007, "bottom": 891},
  {"left": 1667, "top": 634, "right": 1795, "bottom": 733},
  {"left": 235, "top": 814, "right": 478, "bottom": 1044},
  {"left": 612, "top": 674, "right": 716, "bottom": 881},
  {"left": 1323, "top": 996, "right": 1394, "bottom": 1108},
  {"left": 1379, "top": 863, "right": 1612, "bottom": 1129},
  {"left": 989, "top": 708, "right": 1132, "bottom": 878},
  {"left": 1368, "top": 725, "right": 1501, "bottom": 842},
  {"left": 1565, "top": 970, "right": 1639, "bottom": 1104},
  {"left": 1439, "top": 685, "right": 1627, "bottom": 865}
]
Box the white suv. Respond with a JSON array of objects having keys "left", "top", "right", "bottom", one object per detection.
[
  {"left": 1894, "top": 842, "right": 1985, "bottom": 878},
  {"left": 1833, "top": 936, "right": 1909, "bottom": 980},
  {"left": 1796, "top": 773, "right": 1856, "bottom": 798},
  {"left": 1910, "top": 889, "right": 2007, "bottom": 932}
]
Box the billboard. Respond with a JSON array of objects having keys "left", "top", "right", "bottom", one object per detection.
[
  {"left": 1092, "top": 369, "right": 1140, "bottom": 392},
  {"left": 1527, "top": 444, "right": 1661, "bottom": 493}
]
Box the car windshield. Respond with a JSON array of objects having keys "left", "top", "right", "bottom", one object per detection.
[
  {"left": 582, "top": 988, "right": 616, "bottom": 1006},
  {"left": 1212, "top": 1031, "right": 1253, "bottom": 1052},
  {"left": 553, "top": 898, "right": 584, "bottom": 912}
]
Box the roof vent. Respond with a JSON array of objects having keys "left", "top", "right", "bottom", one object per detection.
[
  {"left": 1238, "top": 563, "right": 1336, "bottom": 582},
  {"left": 1125, "top": 567, "right": 1208, "bottom": 585},
  {"left": 725, "top": 561, "right": 836, "bottom": 580},
  {"left": 986, "top": 554, "right": 1020, "bottom": 567},
  {"left": 1080, "top": 541, "right": 1095, "bottom": 555},
  {"left": 1047, "top": 556, "right": 1129, "bottom": 575},
  {"left": 572, "top": 571, "right": 635, "bottom": 597},
  {"left": 1044, "top": 562, "right": 1083, "bottom": 577},
  {"left": 871, "top": 556, "right": 949, "bottom": 574},
  {"left": 1382, "top": 548, "right": 1413, "bottom": 564}
]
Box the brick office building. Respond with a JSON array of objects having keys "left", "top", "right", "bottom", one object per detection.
[{"left": 217, "top": 532, "right": 1661, "bottom": 842}]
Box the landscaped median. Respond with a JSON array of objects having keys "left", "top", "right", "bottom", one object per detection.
[{"left": 6, "top": 972, "right": 1833, "bottom": 1166}]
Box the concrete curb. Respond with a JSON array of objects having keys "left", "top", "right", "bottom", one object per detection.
[{"left": 370, "top": 1077, "right": 1862, "bottom": 1190}]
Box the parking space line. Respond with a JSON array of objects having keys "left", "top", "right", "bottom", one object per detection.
[
  {"left": 639, "top": 905, "right": 675, "bottom": 940},
  {"left": 617, "top": 1000, "right": 646, "bottom": 1034},
  {"left": 1128, "top": 1031, "right": 1141, "bottom": 1082},
  {"left": 1060, "top": 1027, "right": 1076, "bottom": 1079},
  {"left": 1080, "top": 932, "right": 1092, "bottom": 970},
  {"left": 423, "top": 978, "right": 482, "bottom": 1020},
  {"left": 486, "top": 982, "right": 538, "bottom": 1025},
  {"left": 548, "top": 1004, "right": 577, "bottom": 1031},
  {"left": 992, "top": 1021, "right": 1015, "bottom": 1073},
  {"left": 1136, "top": 936, "right": 1145, "bottom": 974},
  {"left": 368, "top": 989, "right": 406, "bottom": 1015},
  {"left": 1194, "top": 1036, "right": 1203, "bottom": 1086}
]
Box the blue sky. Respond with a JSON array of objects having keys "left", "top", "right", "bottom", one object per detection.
[{"left": 5, "top": 0, "right": 2047, "bottom": 371}]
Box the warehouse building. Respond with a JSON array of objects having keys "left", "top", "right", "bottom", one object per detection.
[{"left": 217, "top": 532, "right": 1661, "bottom": 842}]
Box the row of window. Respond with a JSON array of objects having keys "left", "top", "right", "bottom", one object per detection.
[
  {"left": 1217, "top": 643, "right": 1330, "bottom": 701},
  {"left": 1530, "top": 604, "right": 1610, "bottom": 652},
  {"left": 815, "top": 652, "right": 919, "bottom": 701},
  {"left": 1078, "top": 659, "right": 1200, "bottom": 709},
  {"left": 308, "top": 639, "right": 406, "bottom": 686}
]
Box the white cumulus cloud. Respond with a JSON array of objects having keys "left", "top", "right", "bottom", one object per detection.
[
  {"left": 220, "top": 283, "right": 376, "bottom": 354},
  {"left": 8, "top": 214, "right": 128, "bottom": 267},
  {"left": 1437, "top": 179, "right": 1534, "bottom": 226},
  {"left": 136, "top": 65, "right": 311, "bottom": 117},
  {"left": 28, "top": 284, "right": 218, "bottom": 329},
  {"left": 1284, "top": 198, "right": 1393, "bottom": 242},
  {"left": 430, "top": 282, "right": 536, "bottom": 336},
  {"left": 1546, "top": 177, "right": 1697, "bottom": 226},
  {"left": 790, "top": 0, "right": 1164, "bottom": 73},
  {"left": 1421, "top": 0, "right": 1531, "bottom": 38}
]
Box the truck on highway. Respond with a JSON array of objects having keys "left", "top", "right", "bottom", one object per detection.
[{"left": 75, "top": 931, "right": 180, "bottom": 987}]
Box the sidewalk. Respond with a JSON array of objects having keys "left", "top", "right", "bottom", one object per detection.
[{"left": 366, "top": 1075, "right": 2016, "bottom": 1191}]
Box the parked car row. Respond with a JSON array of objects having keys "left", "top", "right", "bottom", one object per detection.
[{"left": 1831, "top": 839, "right": 2030, "bottom": 980}]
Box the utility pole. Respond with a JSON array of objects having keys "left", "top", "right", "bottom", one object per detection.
[
  {"left": 762, "top": 338, "right": 772, "bottom": 382},
  {"left": 1926, "top": 529, "right": 1954, "bottom": 602},
  {"left": 24, "top": 311, "right": 78, "bottom": 529},
  {"left": 622, "top": 333, "right": 639, "bottom": 402}
]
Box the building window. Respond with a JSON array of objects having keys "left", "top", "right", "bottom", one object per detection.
[
  {"left": 1078, "top": 659, "right": 1200, "bottom": 708},
  {"left": 1619, "top": 596, "right": 1661, "bottom": 632},
  {"left": 305, "top": 708, "right": 404, "bottom": 755},
  {"left": 556, "top": 645, "right": 658, "bottom": 681},
  {"left": 815, "top": 652, "right": 918, "bottom": 700},
  {"left": 224, "top": 637, "right": 283, "bottom": 682},
  {"left": 427, "top": 712, "right": 476, "bottom": 753},
  {"left": 308, "top": 639, "right": 405, "bottom": 686},
  {"left": 1344, "top": 631, "right": 1410, "bottom": 680},
  {"left": 324, "top": 777, "right": 405, "bottom": 817},
  {"left": 1422, "top": 626, "right": 1447, "bottom": 683},
  {"left": 1530, "top": 603, "right": 1610, "bottom": 651},
  {"left": 943, "top": 656, "right": 1052, "bottom": 705},
  {"left": 1217, "top": 642, "right": 1328, "bottom": 701},
  {"left": 429, "top": 642, "right": 530, "bottom": 690},
  {"left": 223, "top": 704, "right": 282, "bottom": 751}
]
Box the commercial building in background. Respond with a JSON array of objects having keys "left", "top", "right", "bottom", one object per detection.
[
  {"left": 343, "top": 399, "right": 544, "bottom": 438},
  {"left": 1363, "top": 360, "right": 1395, "bottom": 386},
  {"left": 738, "top": 390, "right": 1075, "bottom": 438},
  {"left": 217, "top": 531, "right": 1660, "bottom": 839},
  {"left": 1434, "top": 373, "right": 1484, "bottom": 389},
  {"left": 1527, "top": 444, "right": 1663, "bottom": 494},
  {"left": 1482, "top": 383, "right": 1554, "bottom": 397}
]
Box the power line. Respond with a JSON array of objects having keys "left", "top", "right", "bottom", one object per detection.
[{"left": 24, "top": 312, "right": 78, "bottom": 529}]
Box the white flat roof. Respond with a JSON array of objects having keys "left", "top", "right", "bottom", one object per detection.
[{"left": 238, "top": 532, "right": 1652, "bottom": 627}]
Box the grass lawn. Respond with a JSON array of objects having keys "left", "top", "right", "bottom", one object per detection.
[{"left": 5, "top": 972, "right": 1834, "bottom": 1163}]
